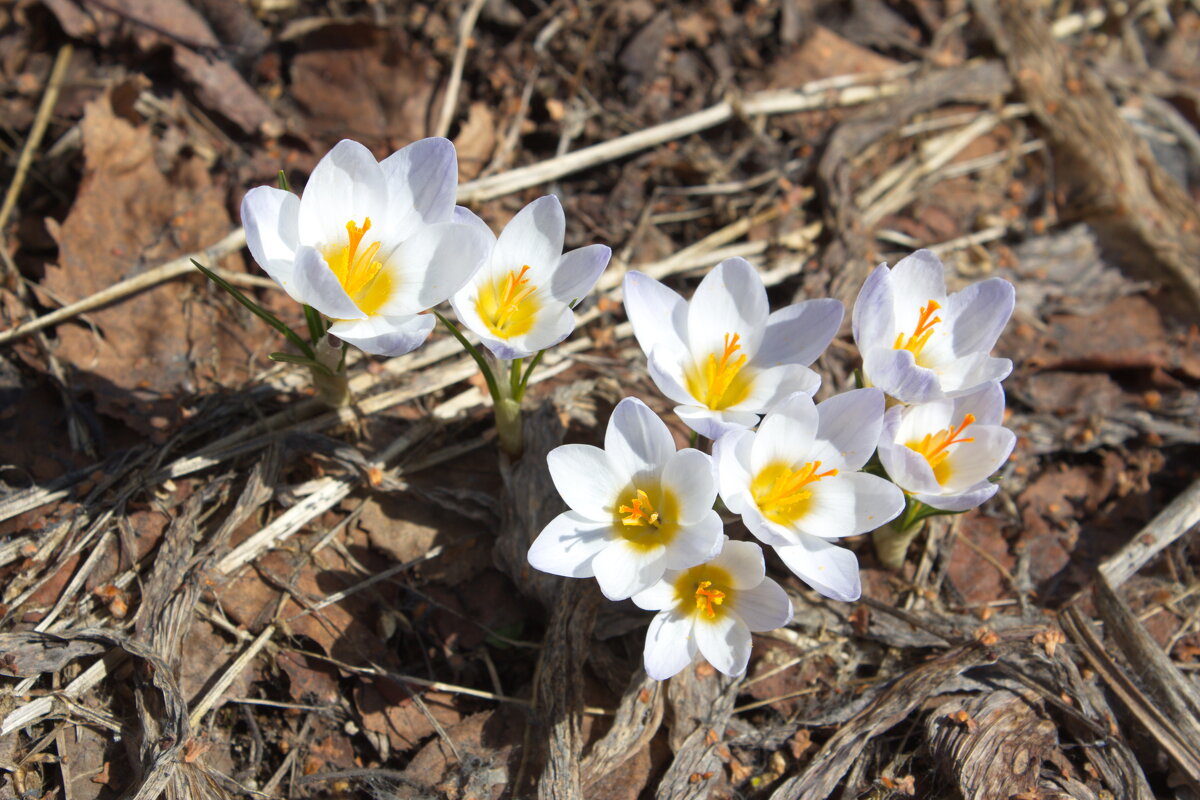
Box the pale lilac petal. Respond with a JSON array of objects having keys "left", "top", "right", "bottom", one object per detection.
[
  {"left": 732, "top": 578, "right": 792, "bottom": 631},
  {"left": 242, "top": 186, "right": 299, "bottom": 288},
  {"left": 592, "top": 540, "right": 668, "bottom": 600},
  {"left": 759, "top": 298, "right": 844, "bottom": 366},
  {"left": 551, "top": 244, "right": 610, "bottom": 303},
  {"left": 623, "top": 271, "right": 688, "bottom": 362},
  {"left": 495, "top": 195, "right": 565, "bottom": 277},
  {"left": 687, "top": 258, "right": 769, "bottom": 360},
  {"left": 375, "top": 221, "right": 490, "bottom": 316},
  {"left": 946, "top": 277, "right": 1015, "bottom": 356},
  {"left": 749, "top": 393, "right": 819, "bottom": 474},
  {"left": 643, "top": 610, "right": 697, "bottom": 680},
  {"left": 526, "top": 511, "right": 613, "bottom": 578},
  {"left": 851, "top": 263, "right": 894, "bottom": 347},
  {"left": 296, "top": 140, "right": 388, "bottom": 248},
  {"left": 877, "top": 436, "right": 940, "bottom": 495},
  {"left": 379, "top": 137, "right": 458, "bottom": 240},
  {"left": 915, "top": 481, "right": 999, "bottom": 512},
  {"left": 774, "top": 536, "right": 862, "bottom": 602},
  {"left": 291, "top": 246, "right": 366, "bottom": 320},
  {"left": 646, "top": 349, "right": 697, "bottom": 406},
  {"left": 938, "top": 353, "right": 1013, "bottom": 397},
  {"left": 660, "top": 449, "right": 717, "bottom": 525},
  {"left": 952, "top": 383, "right": 1006, "bottom": 427},
  {"left": 606, "top": 397, "right": 677, "bottom": 482},
  {"left": 733, "top": 364, "right": 821, "bottom": 413},
  {"left": 631, "top": 578, "right": 677, "bottom": 611},
  {"left": 664, "top": 512, "right": 723, "bottom": 570},
  {"left": 327, "top": 313, "right": 432, "bottom": 356},
  {"left": 713, "top": 538, "right": 765, "bottom": 590},
  {"left": 862, "top": 346, "right": 943, "bottom": 404},
  {"left": 547, "top": 444, "right": 623, "bottom": 518},
  {"left": 889, "top": 249, "right": 947, "bottom": 314},
  {"left": 451, "top": 205, "right": 497, "bottom": 244},
  {"left": 694, "top": 612, "right": 751, "bottom": 677},
  {"left": 674, "top": 406, "right": 760, "bottom": 440},
  {"left": 809, "top": 388, "right": 885, "bottom": 472}
]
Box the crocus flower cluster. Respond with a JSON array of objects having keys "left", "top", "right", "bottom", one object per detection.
[{"left": 529, "top": 250, "right": 1016, "bottom": 681}]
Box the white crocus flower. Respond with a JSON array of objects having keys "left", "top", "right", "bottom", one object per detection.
[
  {"left": 624, "top": 258, "right": 843, "bottom": 439},
  {"left": 241, "top": 138, "right": 490, "bottom": 356},
  {"left": 450, "top": 196, "right": 611, "bottom": 360},
  {"left": 632, "top": 537, "right": 792, "bottom": 680},
  {"left": 715, "top": 389, "right": 905, "bottom": 602},
  {"left": 527, "top": 397, "right": 723, "bottom": 601},
  {"left": 852, "top": 249, "right": 1015, "bottom": 404},
  {"left": 877, "top": 383, "right": 1015, "bottom": 512}
]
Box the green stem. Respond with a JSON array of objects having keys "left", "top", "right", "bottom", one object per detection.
[
  {"left": 303, "top": 305, "right": 326, "bottom": 344},
  {"left": 510, "top": 357, "right": 523, "bottom": 401},
  {"left": 192, "top": 260, "right": 313, "bottom": 358},
  {"left": 689, "top": 430, "right": 699, "bottom": 448},
  {"left": 516, "top": 349, "right": 546, "bottom": 400},
  {"left": 434, "top": 310, "right": 502, "bottom": 406}
]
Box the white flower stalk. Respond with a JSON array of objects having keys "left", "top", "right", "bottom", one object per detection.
[
  {"left": 877, "top": 383, "right": 1015, "bottom": 512},
  {"left": 527, "top": 397, "right": 723, "bottom": 601},
  {"left": 715, "top": 389, "right": 905, "bottom": 602},
  {"left": 624, "top": 258, "right": 843, "bottom": 439},
  {"left": 241, "top": 139, "right": 491, "bottom": 356},
  {"left": 450, "top": 196, "right": 611, "bottom": 360},
  {"left": 852, "top": 249, "right": 1015, "bottom": 404},
  {"left": 632, "top": 537, "right": 791, "bottom": 680}
]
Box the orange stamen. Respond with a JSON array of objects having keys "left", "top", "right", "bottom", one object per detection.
[
  {"left": 619, "top": 490, "right": 661, "bottom": 528},
  {"left": 909, "top": 414, "right": 976, "bottom": 471},
  {"left": 694, "top": 580, "right": 725, "bottom": 619},
  {"left": 492, "top": 265, "right": 537, "bottom": 329},
  {"left": 755, "top": 461, "right": 838, "bottom": 515},
  {"left": 701, "top": 333, "right": 748, "bottom": 408},
  {"left": 893, "top": 299, "right": 942, "bottom": 358}
]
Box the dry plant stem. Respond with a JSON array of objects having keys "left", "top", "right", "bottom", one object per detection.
[
  {"left": 433, "top": 0, "right": 488, "bottom": 139},
  {"left": 1099, "top": 477, "right": 1200, "bottom": 587}
]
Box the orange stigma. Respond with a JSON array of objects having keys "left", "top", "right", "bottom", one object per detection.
[
  {"left": 894, "top": 299, "right": 942, "bottom": 359},
  {"left": 698, "top": 333, "right": 749, "bottom": 408},
  {"left": 694, "top": 580, "right": 725, "bottom": 619},
  {"left": 324, "top": 217, "right": 390, "bottom": 315},
  {"left": 910, "top": 414, "right": 976, "bottom": 470},
  {"left": 619, "top": 490, "right": 661, "bottom": 528},
  {"left": 494, "top": 265, "right": 536, "bottom": 327},
  {"left": 753, "top": 461, "right": 838, "bottom": 521}
]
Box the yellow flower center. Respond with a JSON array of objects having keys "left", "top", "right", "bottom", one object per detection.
[
  {"left": 893, "top": 299, "right": 942, "bottom": 363},
  {"left": 673, "top": 565, "right": 733, "bottom": 622},
  {"left": 751, "top": 460, "right": 838, "bottom": 525},
  {"left": 613, "top": 484, "right": 679, "bottom": 550},
  {"left": 323, "top": 217, "right": 392, "bottom": 317},
  {"left": 906, "top": 413, "right": 975, "bottom": 485},
  {"left": 476, "top": 265, "right": 540, "bottom": 339},
  {"left": 685, "top": 332, "right": 753, "bottom": 410}
]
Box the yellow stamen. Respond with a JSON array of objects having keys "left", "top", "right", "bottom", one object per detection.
[
  {"left": 619, "top": 489, "right": 661, "bottom": 528},
  {"left": 323, "top": 217, "right": 391, "bottom": 316},
  {"left": 694, "top": 580, "right": 725, "bottom": 619},
  {"left": 907, "top": 414, "right": 976, "bottom": 484},
  {"left": 685, "top": 332, "right": 752, "bottom": 410},
  {"left": 893, "top": 299, "right": 942, "bottom": 361},
  {"left": 751, "top": 461, "right": 838, "bottom": 524},
  {"left": 476, "top": 264, "right": 540, "bottom": 338}
]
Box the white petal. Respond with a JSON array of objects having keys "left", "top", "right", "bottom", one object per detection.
[
  {"left": 734, "top": 363, "right": 821, "bottom": 413},
  {"left": 889, "top": 250, "right": 947, "bottom": 314},
  {"left": 687, "top": 258, "right": 769, "bottom": 361},
  {"left": 893, "top": 399, "right": 954, "bottom": 443},
  {"left": 492, "top": 301, "right": 576, "bottom": 359},
  {"left": 916, "top": 481, "right": 999, "bottom": 512},
  {"left": 664, "top": 512, "right": 724, "bottom": 570},
  {"left": 732, "top": 578, "right": 792, "bottom": 631},
  {"left": 376, "top": 221, "right": 490, "bottom": 316},
  {"left": 632, "top": 577, "right": 678, "bottom": 611},
  {"left": 646, "top": 349, "right": 696, "bottom": 406},
  {"left": 592, "top": 540, "right": 668, "bottom": 600},
  {"left": 327, "top": 313, "right": 432, "bottom": 356},
  {"left": 526, "top": 511, "right": 613, "bottom": 578},
  {"left": 877, "top": 436, "right": 940, "bottom": 495},
  {"left": 451, "top": 205, "right": 498, "bottom": 244},
  {"left": 291, "top": 246, "right": 365, "bottom": 320},
  {"left": 750, "top": 393, "right": 818, "bottom": 474},
  {"left": 714, "top": 430, "right": 754, "bottom": 513},
  {"left": 623, "top": 271, "right": 689, "bottom": 362},
  {"left": 938, "top": 354, "right": 1013, "bottom": 397},
  {"left": 550, "top": 244, "right": 610, "bottom": 304},
  {"left": 797, "top": 472, "right": 904, "bottom": 538},
  {"left": 606, "top": 397, "right": 677, "bottom": 482},
  {"left": 495, "top": 195, "right": 565, "bottom": 277},
  {"left": 547, "top": 444, "right": 624, "bottom": 518},
  {"left": 937, "top": 426, "right": 1014, "bottom": 493},
  {"left": 946, "top": 277, "right": 1014, "bottom": 356},
  {"left": 851, "top": 263, "right": 894, "bottom": 348},
  {"left": 759, "top": 298, "right": 844, "bottom": 367},
  {"left": 296, "top": 140, "right": 387, "bottom": 248},
  {"left": 660, "top": 449, "right": 716, "bottom": 525},
  {"left": 379, "top": 138, "right": 458, "bottom": 240},
  {"left": 809, "top": 388, "right": 886, "bottom": 472},
  {"left": 674, "top": 406, "right": 760, "bottom": 440},
  {"left": 952, "top": 382, "right": 1006, "bottom": 426},
  {"left": 643, "top": 610, "right": 697, "bottom": 680},
  {"left": 774, "top": 536, "right": 862, "bottom": 602},
  {"left": 861, "top": 346, "right": 943, "bottom": 404},
  {"left": 739, "top": 501, "right": 800, "bottom": 548},
  {"left": 712, "top": 538, "right": 765, "bottom": 590},
  {"left": 694, "top": 612, "right": 751, "bottom": 677},
  {"left": 241, "top": 186, "right": 299, "bottom": 289}
]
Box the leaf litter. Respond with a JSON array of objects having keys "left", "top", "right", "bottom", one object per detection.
[{"left": 1, "top": 1, "right": 1199, "bottom": 799}]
